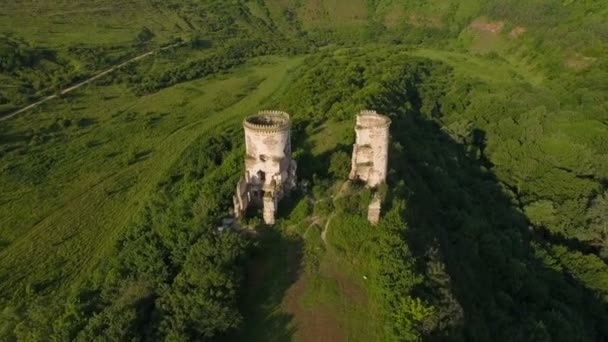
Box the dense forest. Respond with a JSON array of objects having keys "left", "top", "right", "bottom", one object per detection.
[{"left": 0, "top": 0, "right": 607, "bottom": 341}]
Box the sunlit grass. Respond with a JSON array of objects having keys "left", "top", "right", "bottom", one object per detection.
[{"left": 0, "top": 55, "right": 304, "bottom": 298}]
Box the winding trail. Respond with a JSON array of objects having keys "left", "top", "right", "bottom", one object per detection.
[
  {"left": 321, "top": 213, "right": 333, "bottom": 245},
  {"left": 321, "top": 181, "right": 351, "bottom": 245},
  {"left": 0, "top": 42, "right": 183, "bottom": 123}
]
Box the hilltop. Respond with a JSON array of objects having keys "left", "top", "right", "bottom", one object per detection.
[{"left": 0, "top": 1, "right": 607, "bottom": 341}]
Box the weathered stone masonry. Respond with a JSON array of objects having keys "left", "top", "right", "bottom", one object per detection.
[
  {"left": 349, "top": 110, "right": 391, "bottom": 225},
  {"left": 234, "top": 109, "right": 389, "bottom": 226},
  {"left": 233, "top": 111, "right": 297, "bottom": 225},
  {"left": 349, "top": 110, "right": 391, "bottom": 187}
]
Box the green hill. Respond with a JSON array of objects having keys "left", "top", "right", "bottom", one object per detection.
[{"left": 0, "top": 1, "right": 607, "bottom": 341}]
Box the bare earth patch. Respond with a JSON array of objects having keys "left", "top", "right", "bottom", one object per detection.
[
  {"left": 382, "top": 6, "right": 405, "bottom": 28},
  {"left": 284, "top": 274, "right": 348, "bottom": 342},
  {"left": 509, "top": 26, "right": 527, "bottom": 39},
  {"left": 467, "top": 18, "right": 506, "bottom": 53},
  {"left": 329, "top": 263, "right": 367, "bottom": 306},
  {"left": 408, "top": 14, "right": 444, "bottom": 28},
  {"left": 470, "top": 18, "right": 504, "bottom": 34},
  {"left": 282, "top": 243, "right": 375, "bottom": 342},
  {"left": 566, "top": 53, "right": 596, "bottom": 71}
]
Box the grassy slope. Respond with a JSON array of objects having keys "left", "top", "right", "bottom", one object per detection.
[
  {"left": 297, "top": 250, "right": 384, "bottom": 341},
  {"left": 412, "top": 47, "right": 544, "bottom": 85},
  {"left": 0, "top": 55, "right": 304, "bottom": 298},
  {"left": 0, "top": 1, "right": 193, "bottom": 116},
  {"left": 0, "top": 39, "right": 552, "bottom": 336},
  {"left": 231, "top": 43, "right": 575, "bottom": 340},
  {"left": 0, "top": 1, "right": 186, "bottom": 47},
  {"left": 231, "top": 122, "right": 385, "bottom": 341},
  {"left": 0, "top": 0, "right": 606, "bottom": 339}
]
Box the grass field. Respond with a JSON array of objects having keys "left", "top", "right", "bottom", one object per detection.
[
  {"left": 0, "top": 1, "right": 186, "bottom": 47},
  {"left": 0, "top": 40, "right": 558, "bottom": 338},
  {"left": 411, "top": 47, "right": 544, "bottom": 86},
  {"left": 0, "top": 54, "right": 304, "bottom": 298},
  {"left": 1, "top": 0, "right": 607, "bottom": 338}
]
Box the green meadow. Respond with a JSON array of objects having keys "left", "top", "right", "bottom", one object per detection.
[
  {"left": 1, "top": 0, "right": 607, "bottom": 341},
  {"left": 0, "top": 55, "right": 304, "bottom": 297}
]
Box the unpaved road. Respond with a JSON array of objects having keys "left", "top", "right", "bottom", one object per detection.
[{"left": 0, "top": 43, "right": 182, "bottom": 123}]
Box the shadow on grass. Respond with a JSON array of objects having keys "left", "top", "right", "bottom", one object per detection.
[
  {"left": 77, "top": 117, "right": 98, "bottom": 128},
  {"left": 291, "top": 119, "right": 352, "bottom": 182},
  {"left": 0, "top": 239, "right": 9, "bottom": 252},
  {"left": 219, "top": 227, "right": 302, "bottom": 342},
  {"left": 385, "top": 109, "right": 608, "bottom": 340}
]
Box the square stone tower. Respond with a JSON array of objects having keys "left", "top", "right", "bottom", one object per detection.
[
  {"left": 233, "top": 111, "right": 297, "bottom": 225},
  {"left": 349, "top": 110, "right": 391, "bottom": 188},
  {"left": 349, "top": 110, "right": 391, "bottom": 226}
]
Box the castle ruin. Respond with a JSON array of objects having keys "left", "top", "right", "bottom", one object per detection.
[
  {"left": 233, "top": 111, "right": 297, "bottom": 225},
  {"left": 349, "top": 110, "right": 391, "bottom": 187},
  {"left": 349, "top": 110, "right": 391, "bottom": 225}
]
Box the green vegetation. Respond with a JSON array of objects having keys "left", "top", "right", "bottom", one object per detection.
[
  {"left": 1, "top": 0, "right": 607, "bottom": 341},
  {"left": 0, "top": 56, "right": 302, "bottom": 304},
  {"left": 268, "top": 49, "right": 608, "bottom": 339}
]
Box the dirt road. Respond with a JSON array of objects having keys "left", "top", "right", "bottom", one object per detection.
[{"left": 0, "top": 43, "right": 182, "bottom": 123}]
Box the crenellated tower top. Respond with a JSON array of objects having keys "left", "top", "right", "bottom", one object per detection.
[
  {"left": 356, "top": 110, "right": 391, "bottom": 129},
  {"left": 234, "top": 110, "right": 297, "bottom": 225},
  {"left": 244, "top": 110, "right": 292, "bottom": 133}
]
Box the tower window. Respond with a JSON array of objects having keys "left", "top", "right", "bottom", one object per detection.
[{"left": 257, "top": 170, "right": 266, "bottom": 182}]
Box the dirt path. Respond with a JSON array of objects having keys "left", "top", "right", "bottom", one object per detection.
[
  {"left": 321, "top": 181, "right": 351, "bottom": 244},
  {"left": 48, "top": 7, "right": 113, "bottom": 16},
  {"left": 0, "top": 42, "right": 183, "bottom": 123},
  {"left": 321, "top": 214, "right": 333, "bottom": 245}
]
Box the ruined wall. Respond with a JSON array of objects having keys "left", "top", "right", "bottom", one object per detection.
[
  {"left": 234, "top": 110, "right": 297, "bottom": 224},
  {"left": 243, "top": 110, "right": 294, "bottom": 191},
  {"left": 367, "top": 193, "right": 382, "bottom": 225},
  {"left": 349, "top": 110, "right": 391, "bottom": 188},
  {"left": 263, "top": 193, "right": 277, "bottom": 225},
  {"left": 233, "top": 175, "right": 249, "bottom": 219},
  {"left": 348, "top": 110, "right": 391, "bottom": 225}
]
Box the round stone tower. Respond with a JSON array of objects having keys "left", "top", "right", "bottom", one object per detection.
[
  {"left": 349, "top": 110, "right": 391, "bottom": 188},
  {"left": 234, "top": 111, "right": 297, "bottom": 225}
]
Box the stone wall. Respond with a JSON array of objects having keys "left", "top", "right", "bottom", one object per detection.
[
  {"left": 349, "top": 110, "right": 391, "bottom": 225},
  {"left": 234, "top": 111, "right": 297, "bottom": 225},
  {"left": 233, "top": 175, "right": 250, "bottom": 218},
  {"left": 367, "top": 193, "right": 382, "bottom": 225},
  {"left": 349, "top": 110, "right": 391, "bottom": 188},
  {"left": 235, "top": 109, "right": 389, "bottom": 226}
]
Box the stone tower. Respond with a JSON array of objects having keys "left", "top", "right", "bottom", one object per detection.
[
  {"left": 349, "top": 110, "right": 391, "bottom": 188},
  {"left": 349, "top": 110, "right": 391, "bottom": 225},
  {"left": 233, "top": 111, "right": 297, "bottom": 225}
]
